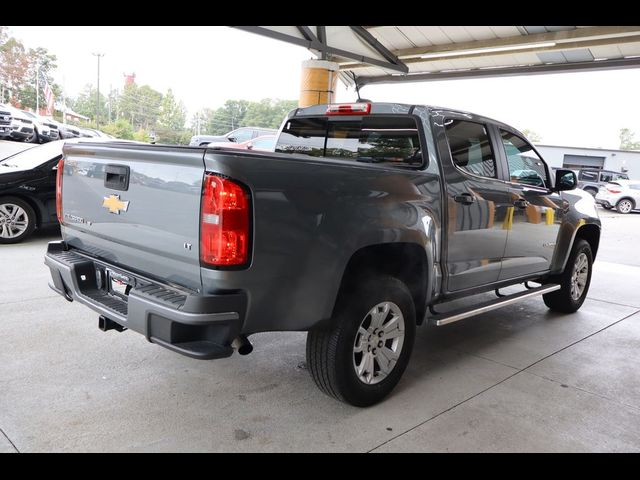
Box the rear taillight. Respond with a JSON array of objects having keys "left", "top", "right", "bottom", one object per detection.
[
  {"left": 326, "top": 103, "right": 371, "bottom": 116},
  {"left": 606, "top": 186, "right": 622, "bottom": 194},
  {"left": 200, "top": 174, "right": 250, "bottom": 267},
  {"left": 56, "top": 157, "right": 64, "bottom": 224}
]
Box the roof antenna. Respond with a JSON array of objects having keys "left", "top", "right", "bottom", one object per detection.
[{"left": 351, "top": 71, "right": 371, "bottom": 103}]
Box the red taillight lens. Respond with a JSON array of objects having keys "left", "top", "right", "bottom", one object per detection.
[
  {"left": 56, "top": 157, "right": 64, "bottom": 224},
  {"left": 606, "top": 187, "right": 622, "bottom": 194},
  {"left": 200, "top": 174, "right": 250, "bottom": 267},
  {"left": 326, "top": 103, "right": 371, "bottom": 116}
]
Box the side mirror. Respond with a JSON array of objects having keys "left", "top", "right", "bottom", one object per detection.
[
  {"left": 227, "top": 136, "right": 237, "bottom": 143},
  {"left": 246, "top": 143, "right": 254, "bottom": 150},
  {"left": 554, "top": 169, "right": 577, "bottom": 192}
]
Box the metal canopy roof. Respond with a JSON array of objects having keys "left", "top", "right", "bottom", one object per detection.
[{"left": 232, "top": 26, "right": 640, "bottom": 88}]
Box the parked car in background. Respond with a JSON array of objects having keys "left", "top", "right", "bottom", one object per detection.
[
  {"left": 1, "top": 105, "right": 35, "bottom": 142},
  {"left": 577, "top": 168, "right": 629, "bottom": 196},
  {"left": 0, "top": 137, "right": 138, "bottom": 243},
  {"left": 207, "top": 135, "right": 276, "bottom": 152},
  {"left": 0, "top": 105, "right": 12, "bottom": 139},
  {"left": 78, "top": 127, "right": 96, "bottom": 138},
  {"left": 595, "top": 180, "right": 640, "bottom": 214},
  {"left": 42, "top": 119, "right": 81, "bottom": 139},
  {"left": 21, "top": 110, "right": 60, "bottom": 143},
  {"left": 189, "top": 127, "right": 277, "bottom": 146},
  {"left": 80, "top": 128, "right": 113, "bottom": 139}
]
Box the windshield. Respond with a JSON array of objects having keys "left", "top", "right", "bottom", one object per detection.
[{"left": 0, "top": 140, "right": 64, "bottom": 170}]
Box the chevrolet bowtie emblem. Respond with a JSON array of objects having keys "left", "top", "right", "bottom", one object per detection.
[{"left": 102, "top": 194, "right": 130, "bottom": 214}]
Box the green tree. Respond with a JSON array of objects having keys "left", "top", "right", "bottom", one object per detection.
[
  {"left": 69, "top": 84, "right": 107, "bottom": 123},
  {"left": 191, "top": 108, "right": 217, "bottom": 134},
  {"left": 133, "top": 127, "right": 151, "bottom": 142},
  {"left": 158, "top": 88, "right": 186, "bottom": 130},
  {"left": 155, "top": 127, "right": 192, "bottom": 145},
  {"left": 521, "top": 129, "right": 542, "bottom": 143},
  {"left": 16, "top": 47, "right": 59, "bottom": 112},
  {"left": 619, "top": 128, "right": 640, "bottom": 150},
  {"left": 203, "top": 100, "right": 250, "bottom": 135},
  {"left": 241, "top": 98, "right": 297, "bottom": 129},
  {"left": 102, "top": 118, "right": 134, "bottom": 140},
  {"left": 0, "top": 36, "right": 30, "bottom": 103},
  {"left": 116, "top": 83, "right": 162, "bottom": 130}
]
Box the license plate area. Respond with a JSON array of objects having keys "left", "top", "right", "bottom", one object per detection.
[{"left": 106, "top": 268, "right": 134, "bottom": 300}]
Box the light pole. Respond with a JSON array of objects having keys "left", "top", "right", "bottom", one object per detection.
[{"left": 92, "top": 53, "right": 105, "bottom": 129}]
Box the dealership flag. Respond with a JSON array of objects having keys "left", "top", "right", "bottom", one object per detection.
[{"left": 43, "top": 80, "right": 55, "bottom": 116}]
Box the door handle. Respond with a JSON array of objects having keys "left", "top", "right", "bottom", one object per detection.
[
  {"left": 453, "top": 193, "right": 475, "bottom": 205},
  {"left": 514, "top": 198, "right": 529, "bottom": 209}
]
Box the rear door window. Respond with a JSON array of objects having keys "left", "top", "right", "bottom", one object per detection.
[
  {"left": 443, "top": 119, "right": 497, "bottom": 179},
  {"left": 276, "top": 116, "right": 422, "bottom": 167}
]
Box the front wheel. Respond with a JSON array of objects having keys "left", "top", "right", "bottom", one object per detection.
[
  {"left": 543, "top": 239, "right": 593, "bottom": 313},
  {"left": 26, "top": 129, "right": 39, "bottom": 143},
  {"left": 306, "top": 275, "right": 416, "bottom": 407}
]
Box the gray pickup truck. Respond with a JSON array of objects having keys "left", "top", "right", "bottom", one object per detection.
[{"left": 45, "top": 102, "right": 601, "bottom": 406}]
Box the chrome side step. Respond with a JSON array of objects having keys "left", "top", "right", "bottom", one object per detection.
[{"left": 431, "top": 284, "right": 561, "bottom": 326}]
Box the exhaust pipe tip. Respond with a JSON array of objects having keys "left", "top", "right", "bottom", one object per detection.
[
  {"left": 232, "top": 335, "right": 253, "bottom": 355},
  {"left": 98, "top": 315, "right": 126, "bottom": 333}
]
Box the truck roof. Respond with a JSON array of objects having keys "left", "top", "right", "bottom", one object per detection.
[{"left": 291, "top": 102, "right": 520, "bottom": 133}]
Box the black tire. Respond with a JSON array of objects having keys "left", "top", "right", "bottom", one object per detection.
[
  {"left": 583, "top": 187, "right": 598, "bottom": 197},
  {"left": 615, "top": 198, "right": 635, "bottom": 214},
  {"left": 27, "top": 129, "right": 39, "bottom": 144},
  {"left": 543, "top": 239, "right": 593, "bottom": 313},
  {"left": 0, "top": 196, "right": 37, "bottom": 244},
  {"left": 306, "top": 275, "right": 416, "bottom": 407}
]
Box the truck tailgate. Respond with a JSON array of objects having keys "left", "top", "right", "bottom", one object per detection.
[{"left": 61, "top": 143, "right": 205, "bottom": 291}]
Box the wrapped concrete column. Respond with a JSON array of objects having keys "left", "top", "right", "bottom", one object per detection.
[{"left": 299, "top": 59, "right": 340, "bottom": 107}]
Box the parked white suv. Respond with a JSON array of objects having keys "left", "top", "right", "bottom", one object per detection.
[
  {"left": 0, "top": 105, "right": 35, "bottom": 141},
  {"left": 595, "top": 180, "right": 640, "bottom": 214},
  {"left": 0, "top": 105, "right": 12, "bottom": 139},
  {"left": 21, "top": 110, "right": 60, "bottom": 143}
]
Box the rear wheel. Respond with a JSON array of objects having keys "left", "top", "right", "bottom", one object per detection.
[
  {"left": 306, "top": 275, "right": 416, "bottom": 407},
  {"left": 0, "top": 197, "right": 36, "bottom": 244},
  {"left": 543, "top": 239, "right": 593, "bottom": 313},
  {"left": 616, "top": 198, "right": 634, "bottom": 214},
  {"left": 583, "top": 187, "right": 598, "bottom": 197}
]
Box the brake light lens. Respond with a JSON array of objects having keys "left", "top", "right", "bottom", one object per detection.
[
  {"left": 606, "top": 186, "right": 622, "bottom": 194},
  {"left": 200, "top": 174, "right": 250, "bottom": 267},
  {"left": 326, "top": 103, "right": 371, "bottom": 116},
  {"left": 56, "top": 157, "right": 64, "bottom": 224}
]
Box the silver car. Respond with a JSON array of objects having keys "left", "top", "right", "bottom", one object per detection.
[{"left": 595, "top": 180, "right": 640, "bottom": 214}]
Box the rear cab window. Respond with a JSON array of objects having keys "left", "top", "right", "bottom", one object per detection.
[{"left": 275, "top": 115, "right": 423, "bottom": 168}]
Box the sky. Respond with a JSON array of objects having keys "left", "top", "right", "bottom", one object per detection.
[{"left": 6, "top": 25, "right": 640, "bottom": 149}]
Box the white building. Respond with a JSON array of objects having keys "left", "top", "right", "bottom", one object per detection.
[{"left": 535, "top": 144, "right": 640, "bottom": 180}]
